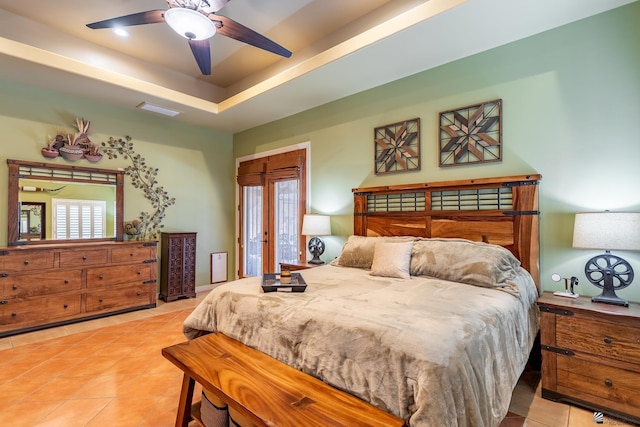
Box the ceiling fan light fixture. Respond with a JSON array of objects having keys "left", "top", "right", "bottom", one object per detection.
[{"left": 164, "top": 7, "right": 216, "bottom": 40}]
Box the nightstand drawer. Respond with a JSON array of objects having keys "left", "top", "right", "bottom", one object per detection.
[
  {"left": 557, "top": 354, "right": 640, "bottom": 409},
  {"left": 556, "top": 315, "right": 640, "bottom": 365}
]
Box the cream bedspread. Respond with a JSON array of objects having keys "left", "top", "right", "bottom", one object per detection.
[{"left": 183, "top": 265, "right": 539, "bottom": 427}]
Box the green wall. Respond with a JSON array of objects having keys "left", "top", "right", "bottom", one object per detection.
[
  {"left": 234, "top": 3, "right": 640, "bottom": 301},
  {"left": 0, "top": 81, "right": 235, "bottom": 288}
]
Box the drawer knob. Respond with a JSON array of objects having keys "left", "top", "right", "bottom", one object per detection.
[
  {"left": 0, "top": 300, "right": 8, "bottom": 305},
  {"left": 99, "top": 275, "right": 104, "bottom": 280},
  {"left": 63, "top": 304, "right": 68, "bottom": 309},
  {"left": 604, "top": 337, "right": 612, "bottom": 344},
  {"left": 23, "top": 260, "right": 29, "bottom": 265},
  {"left": 136, "top": 291, "right": 142, "bottom": 296},
  {"left": 99, "top": 298, "right": 104, "bottom": 303},
  {"left": 604, "top": 379, "right": 613, "bottom": 387},
  {"left": 12, "top": 285, "right": 18, "bottom": 290},
  {"left": 82, "top": 256, "right": 88, "bottom": 261},
  {"left": 64, "top": 280, "right": 69, "bottom": 284},
  {"left": 11, "top": 312, "right": 16, "bottom": 317},
  {"left": 137, "top": 271, "right": 141, "bottom": 275},
  {"left": 130, "top": 253, "right": 134, "bottom": 257}
]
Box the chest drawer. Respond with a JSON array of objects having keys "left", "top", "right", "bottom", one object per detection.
[
  {"left": 0, "top": 251, "right": 55, "bottom": 272},
  {"left": 86, "top": 264, "right": 154, "bottom": 288},
  {"left": 0, "top": 270, "right": 82, "bottom": 298},
  {"left": 85, "top": 285, "right": 153, "bottom": 312},
  {"left": 0, "top": 294, "right": 82, "bottom": 328},
  {"left": 556, "top": 315, "right": 640, "bottom": 365},
  {"left": 59, "top": 249, "right": 109, "bottom": 268},
  {"left": 111, "top": 246, "right": 155, "bottom": 263},
  {"left": 556, "top": 354, "right": 640, "bottom": 412}
]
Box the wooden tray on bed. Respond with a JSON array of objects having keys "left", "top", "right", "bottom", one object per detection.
[{"left": 262, "top": 272, "right": 307, "bottom": 293}]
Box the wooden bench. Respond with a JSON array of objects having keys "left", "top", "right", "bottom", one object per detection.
[{"left": 162, "top": 332, "right": 406, "bottom": 427}]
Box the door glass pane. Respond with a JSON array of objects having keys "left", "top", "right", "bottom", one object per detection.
[
  {"left": 275, "top": 179, "right": 299, "bottom": 271},
  {"left": 243, "top": 186, "right": 263, "bottom": 277}
]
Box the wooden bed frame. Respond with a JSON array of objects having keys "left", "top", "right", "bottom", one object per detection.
[
  {"left": 352, "top": 174, "right": 541, "bottom": 289},
  {"left": 165, "top": 174, "right": 542, "bottom": 427}
]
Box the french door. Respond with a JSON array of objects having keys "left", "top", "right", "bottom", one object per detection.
[{"left": 237, "top": 149, "right": 306, "bottom": 277}]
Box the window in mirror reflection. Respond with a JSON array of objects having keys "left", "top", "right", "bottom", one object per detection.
[
  {"left": 53, "top": 199, "right": 106, "bottom": 240},
  {"left": 18, "top": 180, "right": 117, "bottom": 241}
]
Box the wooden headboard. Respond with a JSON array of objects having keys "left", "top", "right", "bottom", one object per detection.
[{"left": 352, "top": 174, "right": 541, "bottom": 289}]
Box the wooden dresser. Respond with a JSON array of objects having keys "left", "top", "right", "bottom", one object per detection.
[
  {"left": 537, "top": 291, "right": 640, "bottom": 424},
  {"left": 0, "top": 241, "right": 157, "bottom": 338},
  {"left": 160, "top": 232, "right": 196, "bottom": 302}
]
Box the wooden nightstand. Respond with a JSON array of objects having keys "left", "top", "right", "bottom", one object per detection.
[
  {"left": 279, "top": 260, "right": 322, "bottom": 271},
  {"left": 537, "top": 291, "right": 640, "bottom": 424}
]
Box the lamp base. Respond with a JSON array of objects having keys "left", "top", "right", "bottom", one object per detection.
[
  {"left": 307, "top": 256, "right": 325, "bottom": 265},
  {"left": 584, "top": 252, "right": 632, "bottom": 308},
  {"left": 592, "top": 293, "right": 628, "bottom": 307}
]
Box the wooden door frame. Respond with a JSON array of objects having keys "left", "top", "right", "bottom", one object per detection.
[{"left": 235, "top": 142, "right": 310, "bottom": 279}]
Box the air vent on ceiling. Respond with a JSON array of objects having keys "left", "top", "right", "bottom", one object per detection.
[{"left": 136, "top": 102, "right": 181, "bottom": 117}]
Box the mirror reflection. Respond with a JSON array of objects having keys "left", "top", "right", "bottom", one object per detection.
[
  {"left": 19, "top": 202, "right": 46, "bottom": 241},
  {"left": 18, "top": 179, "right": 117, "bottom": 242}
]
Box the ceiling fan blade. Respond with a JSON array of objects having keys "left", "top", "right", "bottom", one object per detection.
[
  {"left": 210, "top": 15, "right": 292, "bottom": 58},
  {"left": 188, "top": 39, "right": 212, "bottom": 75},
  {"left": 87, "top": 10, "right": 166, "bottom": 29}
]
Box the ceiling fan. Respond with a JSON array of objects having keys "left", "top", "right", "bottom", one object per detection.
[{"left": 86, "top": 0, "right": 292, "bottom": 75}]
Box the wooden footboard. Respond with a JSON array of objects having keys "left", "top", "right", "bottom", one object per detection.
[{"left": 162, "top": 333, "right": 406, "bottom": 427}]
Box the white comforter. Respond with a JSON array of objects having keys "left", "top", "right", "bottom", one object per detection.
[{"left": 183, "top": 264, "right": 539, "bottom": 427}]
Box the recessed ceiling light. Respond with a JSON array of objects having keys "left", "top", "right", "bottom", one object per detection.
[
  {"left": 113, "top": 28, "right": 129, "bottom": 37},
  {"left": 136, "top": 102, "right": 181, "bottom": 117}
]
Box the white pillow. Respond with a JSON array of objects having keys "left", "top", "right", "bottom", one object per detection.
[{"left": 370, "top": 241, "right": 413, "bottom": 279}]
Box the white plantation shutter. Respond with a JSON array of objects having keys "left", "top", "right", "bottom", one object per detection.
[{"left": 53, "top": 199, "right": 106, "bottom": 240}]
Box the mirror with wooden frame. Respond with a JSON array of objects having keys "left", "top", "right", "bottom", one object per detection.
[
  {"left": 7, "top": 159, "right": 124, "bottom": 246},
  {"left": 19, "top": 202, "right": 46, "bottom": 241}
]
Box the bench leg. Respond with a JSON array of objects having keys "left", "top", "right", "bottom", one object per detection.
[{"left": 176, "top": 373, "right": 195, "bottom": 427}]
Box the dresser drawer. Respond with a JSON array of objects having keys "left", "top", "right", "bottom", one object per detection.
[
  {"left": 86, "top": 264, "right": 154, "bottom": 288},
  {"left": 0, "top": 294, "right": 82, "bottom": 328},
  {"left": 557, "top": 315, "right": 640, "bottom": 365},
  {"left": 111, "top": 245, "right": 156, "bottom": 263},
  {"left": 557, "top": 354, "right": 640, "bottom": 411},
  {"left": 0, "top": 270, "right": 82, "bottom": 298},
  {"left": 59, "top": 249, "right": 108, "bottom": 267},
  {"left": 0, "top": 251, "right": 55, "bottom": 272},
  {"left": 85, "top": 285, "right": 154, "bottom": 312}
]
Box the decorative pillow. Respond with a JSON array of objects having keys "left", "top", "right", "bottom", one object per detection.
[
  {"left": 410, "top": 238, "right": 521, "bottom": 292},
  {"left": 334, "top": 236, "right": 380, "bottom": 268},
  {"left": 370, "top": 241, "right": 413, "bottom": 279},
  {"left": 334, "top": 235, "right": 414, "bottom": 269}
]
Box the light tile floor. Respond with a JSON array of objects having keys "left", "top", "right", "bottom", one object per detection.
[{"left": 0, "top": 292, "right": 637, "bottom": 427}]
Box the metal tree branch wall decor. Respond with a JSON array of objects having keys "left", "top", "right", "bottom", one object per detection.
[
  {"left": 101, "top": 136, "right": 175, "bottom": 241},
  {"left": 439, "top": 99, "right": 502, "bottom": 167}
]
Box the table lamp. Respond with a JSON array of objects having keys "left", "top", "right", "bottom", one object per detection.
[
  {"left": 572, "top": 211, "right": 640, "bottom": 306},
  {"left": 301, "top": 214, "right": 331, "bottom": 264}
]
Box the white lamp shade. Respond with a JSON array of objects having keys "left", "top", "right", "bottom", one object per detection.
[
  {"left": 301, "top": 214, "right": 331, "bottom": 236},
  {"left": 164, "top": 8, "right": 216, "bottom": 40},
  {"left": 572, "top": 212, "right": 640, "bottom": 251}
]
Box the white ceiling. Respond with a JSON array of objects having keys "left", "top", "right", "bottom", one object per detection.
[{"left": 0, "top": 0, "right": 635, "bottom": 133}]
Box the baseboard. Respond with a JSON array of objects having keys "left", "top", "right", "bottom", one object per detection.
[{"left": 196, "top": 284, "right": 216, "bottom": 293}]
